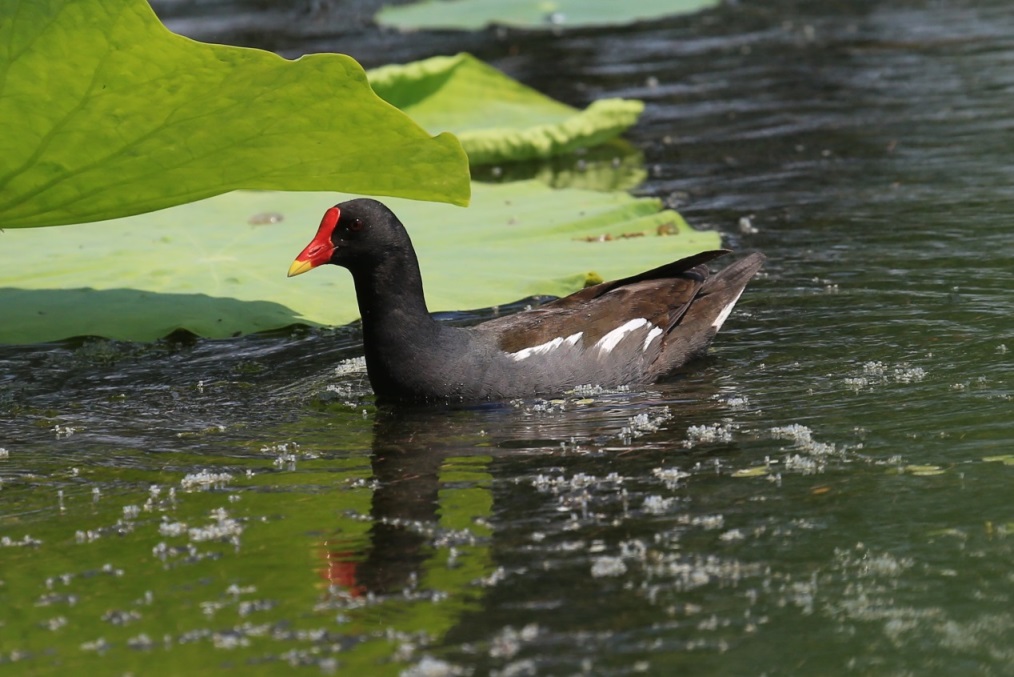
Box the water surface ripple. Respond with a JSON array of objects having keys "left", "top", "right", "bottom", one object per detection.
[{"left": 2, "top": 1, "right": 1012, "bottom": 674}]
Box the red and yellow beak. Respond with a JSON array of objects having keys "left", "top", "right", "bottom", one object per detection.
[{"left": 287, "top": 207, "right": 340, "bottom": 277}]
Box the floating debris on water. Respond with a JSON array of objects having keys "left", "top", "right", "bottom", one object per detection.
[
  {"left": 489, "top": 623, "right": 540, "bottom": 660},
  {"left": 75, "top": 530, "right": 101, "bottom": 543},
  {"left": 784, "top": 454, "right": 822, "bottom": 475},
  {"left": 79, "top": 637, "right": 110, "bottom": 653},
  {"left": 844, "top": 361, "right": 927, "bottom": 392},
  {"left": 641, "top": 495, "right": 676, "bottom": 515},
  {"left": 691, "top": 514, "right": 726, "bottom": 530},
  {"left": 901, "top": 464, "right": 946, "bottom": 477},
  {"left": 983, "top": 455, "right": 1014, "bottom": 465},
  {"left": 187, "top": 507, "right": 244, "bottom": 544},
  {"left": 180, "top": 470, "right": 234, "bottom": 492},
  {"left": 52, "top": 424, "right": 76, "bottom": 438},
  {"left": 721, "top": 394, "right": 750, "bottom": 409},
  {"left": 590, "top": 556, "right": 628, "bottom": 578},
  {"left": 684, "top": 421, "right": 735, "bottom": 446},
  {"left": 334, "top": 356, "right": 367, "bottom": 375},
  {"left": 642, "top": 553, "right": 763, "bottom": 592},
  {"left": 652, "top": 466, "right": 690, "bottom": 489},
  {"left": 1, "top": 534, "right": 42, "bottom": 548},
  {"left": 401, "top": 655, "right": 468, "bottom": 677},
  {"left": 159, "top": 519, "right": 188, "bottom": 537},
  {"left": 719, "top": 529, "right": 746, "bottom": 542},
  {"left": 102, "top": 608, "right": 142, "bottom": 626},
  {"left": 531, "top": 472, "right": 624, "bottom": 493},
  {"left": 771, "top": 424, "right": 836, "bottom": 457},
  {"left": 571, "top": 384, "right": 630, "bottom": 397},
  {"left": 620, "top": 409, "right": 672, "bottom": 442},
  {"left": 732, "top": 466, "right": 769, "bottom": 478}
]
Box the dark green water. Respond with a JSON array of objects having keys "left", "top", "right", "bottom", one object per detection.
[{"left": 2, "top": 0, "right": 1013, "bottom": 674}]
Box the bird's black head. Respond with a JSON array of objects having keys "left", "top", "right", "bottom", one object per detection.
[{"left": 287, "top": 199, "right": 410, "bottom": 277}]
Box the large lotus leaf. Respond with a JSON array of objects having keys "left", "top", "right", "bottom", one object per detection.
[
  {"left": 470, "top": 141, "right": 648, "bottom": 192},
  {"left": 368, "top": 54, "right": 643, "bottom": 165},
  {"left": 377, "top": 0, "right": 720, "bottom": 30},
  {"left": 0, "top": 184, "right": 720, "bottom": 343},
  {"left": 0, "top": 0, "right": 469, "bottom": 230}
]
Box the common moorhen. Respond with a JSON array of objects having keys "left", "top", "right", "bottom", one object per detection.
[{"left": 288, "top": 199, "right": 764, "bottom": 403}]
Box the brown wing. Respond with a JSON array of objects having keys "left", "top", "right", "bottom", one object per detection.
[{"left": 475, "top": 250, "right": 729, "bottom": 353}]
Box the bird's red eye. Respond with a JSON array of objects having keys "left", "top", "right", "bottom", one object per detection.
[{"left": 348, "top": 218, "right": 364, "bottom": 232}]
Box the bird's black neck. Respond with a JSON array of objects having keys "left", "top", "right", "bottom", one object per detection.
[
  {"left": 349, "top": 249, "right": 444, "bottom": 398},
  {"left": 352, "top": 249, "right": 431, "bottom": 322}
]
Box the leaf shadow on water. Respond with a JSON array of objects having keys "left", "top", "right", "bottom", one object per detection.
[{"left": 0, "top": 288, "right": 311, "bottom": 344}]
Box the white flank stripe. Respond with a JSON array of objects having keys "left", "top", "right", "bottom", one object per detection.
[
  {"left": 595, "top": 318, "right": 652, "bottom": 354},
  {"left": 643, "top": 326, "right": 663, "bottom": 351},
  {"left": 711, "top": 289, "right": 746, "bottom": 331},
  {"left": 510, "top": 332, "right": 583, "bottom": 361}
]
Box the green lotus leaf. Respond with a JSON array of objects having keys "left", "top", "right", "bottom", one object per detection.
[
  {"left": 0, "top": 0, "right": 469, "bottom": 230},
  {"left": 470, "top": 141, "right": 648, "bottom": 192},
  {"left": 368, "top": 54, "right": 643, "bottom": 165},
  {"left": 0, "top": 183, "right": 720, "bottom": 343},
  {"left": 377, "top": 0, "right": 720, "bottom": 30}
]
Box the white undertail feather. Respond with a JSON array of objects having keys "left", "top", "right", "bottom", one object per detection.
[
  {"left": 595, "top": 318, "right": 653, "bottom": 354},
  {"left": 643, "top": 326, "right": 663, "bottom": 351},
  {"left": 510, "top": 332, "right": 583, "bottom": 361},
  {"left": 711, "top": 288, "right": 746, "bottom": 331}
]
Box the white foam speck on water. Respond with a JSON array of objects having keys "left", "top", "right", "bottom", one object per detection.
[
  {"left": 844, "top": 360, "right": 927, "bottom": 392},
  {"left": 400, "top": 655, "right": 468, "bottom": 677},
  {"left": 43, "top": 616, "right": 68, "bottom": 631},
  {"left": 1, "top": 534, "right": 42, "bottom": 548},
  {"left": 180, "top": 470, "right": 233, "bottom": 492},
  {"left": 571, "top": 384, "right": 630, "bottom": 397},
  {"left": 691, "top": 514, "right": 725, "bottom": 530},
  {"left": 784, "top": 454, "right": 822, "bottom": 474},
  {"left": 722, "top": 394, "right": 750, "bottom": 409},
  {"left": 590, "top": 556, "right": 628, "bottom": 578},
  {"left": 531, "top": 472, "right": 625, "bottom": 493},
  {"left": 719, "top": 528, "right": 746, "bottom": 542},
  {"left": 893, "top": 366, "right": 927, "bottom": 383},
  {"left": 488, "top": 623, "right": 540, "bottom": 661},
  {"left": 652, "top": 467, "right": 690, "bottom": 489},
  {"left": 771, "top": 424, "right": 836, "bottom": 457},
  {"left": 334, "top": 356, "right": 367, "bottom": 375},
  {"left": 642, "top": 552, "right": 763, "bottom": 592},
  {"left": 642, "top": 495, "right": 676, "bottom": 515},
  {"left": 619, "top": 408, "right": 673, "bottom": 443},
  {"left": 52, "top": 424, "right": 76, "bottom": 438},
  {"left": 765, "top": 423, "right": 855, "bottom": 477},
  {"left": 684, "top": 421, "right": 736, "bottom": 447},
  {"left": 187, "top": 507, "right": 243, "bottom": 544},
  {"left": 159, "top": 520, "right": 188, "bottom": 537},
  {"left": 75, "top": 530, "right": 100, "bottom": 543},
  {"left": 79, "top": 638, "right": 110, "bottom": 653}
]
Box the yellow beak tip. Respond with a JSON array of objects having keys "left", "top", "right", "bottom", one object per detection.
[{"left": 287, "top": 260, "right": 313, "bottom": 278}]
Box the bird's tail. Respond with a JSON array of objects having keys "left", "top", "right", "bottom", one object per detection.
[{"left": 651, "top": 252, "right": 765, "bottom": 376}]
